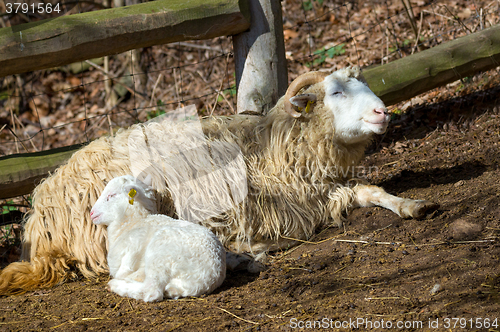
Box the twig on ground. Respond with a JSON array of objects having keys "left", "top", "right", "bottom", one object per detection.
[
  {"left": 365, "top": 296, "right": 410, "bottom": 301},
  {"left": 216, "top": 307, "right": 259, "bottom": 325},
  {"left": 373, "top": 224, "right": 392, "bottom": 233},
  {"left": 444, "top": 299, "right": 461, "bottom": 307},
  {"left": 333, "top": 265, "right": 347, "bottom": 274}
]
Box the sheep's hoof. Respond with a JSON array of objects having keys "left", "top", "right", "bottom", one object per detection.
[
  {"left": 226, "top": 252, "right": 267, "bottom": 273},
  {"left": 331, "top": 218, "right": 344, "bottom": 228},
  {"left": 405, "top": 200, "right": 439, "bottom": 219}
]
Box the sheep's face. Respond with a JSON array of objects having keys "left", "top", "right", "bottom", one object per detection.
[
  {"left": 322, "top": 71, "right": 389, "bottom": 143},
  {"left": 90, "top": 175, "right": 156, "bottom": 226}
]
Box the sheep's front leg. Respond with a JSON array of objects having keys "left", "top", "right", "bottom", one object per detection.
[
  {"left": 353, "top": 185, "right": 438, "bottom": 219},
  {"left": 114, "top": 251, "right": 141, "bottom": 279}
]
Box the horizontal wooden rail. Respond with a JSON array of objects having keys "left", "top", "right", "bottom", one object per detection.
[
  {"left": 0, "top": 0, "right": 250, "bottom": 77},
  {"left": 0, "top": 144, "right": 85, "bottom": 200},
  {"left": 363, "top": 24, "right": 500, "bottom": 106}
]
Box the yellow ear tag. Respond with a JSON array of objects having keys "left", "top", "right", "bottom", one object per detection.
[
  {"left": 128, "top": 188, "right": 137, "bottom": 205},
  {"left": 304, "top": 100, "right": 314, "bottom": 113}
]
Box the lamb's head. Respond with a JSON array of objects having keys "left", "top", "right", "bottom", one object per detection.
[
  {"left": 90, "top": 175, "right": 157, "bottom": 226},
  {"left": 284, "top": 66, "right": 390, "bottom": 144}
]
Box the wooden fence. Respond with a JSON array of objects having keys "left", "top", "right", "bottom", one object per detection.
[{"left": 0, "top": 0, "right": 250, "bottom": 77}]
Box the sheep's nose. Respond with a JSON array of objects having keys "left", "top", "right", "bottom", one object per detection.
[
  {"left": 374, "top": 108, "right": 388, "bottom": 115},
  {"left": 90, "top": 210, "right": 94, "bottom": 216}
]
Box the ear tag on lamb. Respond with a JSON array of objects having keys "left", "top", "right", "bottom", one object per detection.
[
  {"left": 128, "top": 188, "right": 137, "bottom": 205},
  {"left": 304, "top": 100, "right": 314, "bottom": 113}
]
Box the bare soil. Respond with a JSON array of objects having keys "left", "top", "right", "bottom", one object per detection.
[{"left": 1, "top": 0, "right": 500, "bottom": 331}]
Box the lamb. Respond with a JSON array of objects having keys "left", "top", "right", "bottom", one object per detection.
[
  {"left": 90, "top": 175, "right": 226, "bottom": 301},
  {"left": 0, "top": 66, "right": 438, "bottom": 295}
]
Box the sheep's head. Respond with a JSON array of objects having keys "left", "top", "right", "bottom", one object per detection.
[
  {"left": 90, "top": 175, "right": 157, "bottom": 226},
  {"left": 284, "top": 66, "right": 390, "bottom": 144}
]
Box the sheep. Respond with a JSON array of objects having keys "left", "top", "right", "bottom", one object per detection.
[
  {"left": 90, "top": 175, "right": 226, "bottom": 301},
  {"left": 0, "top": 66, "right": 438, "bottom": 295}
]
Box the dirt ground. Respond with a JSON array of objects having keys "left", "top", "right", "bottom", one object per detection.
[
  {"left": 1, "top": 0, "right": 500, "bottom": 331},
  {"left": 1, "top": 78, "right": 499, "bottom": 331}
]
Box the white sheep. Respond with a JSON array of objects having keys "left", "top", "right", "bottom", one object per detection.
[
  {"left": 90, "top": 175, "right": 226, "bottom": 301},
  {"left": 0, "top": 66, "right": 438, "bottom": 295}
]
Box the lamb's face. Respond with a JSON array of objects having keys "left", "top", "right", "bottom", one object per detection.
[
  {"left": 322, "top": 71, "right": 389, "bottom": 144},
  {"left": 90, "top": 176, "right": 132, "bottom": 226},
  {"left": 90, "top": 175, "right": 156, "bottom": 226}
]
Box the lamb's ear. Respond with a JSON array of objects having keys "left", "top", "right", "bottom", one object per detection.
[
  {"left": 289, "top": 94, "right": 317, "bottom": 112},
  {"left": 123, "top": 183, "right": 141, "bottom": 205},
  {"left": 142, "top": 174, "right": 153, "bottom": 187}
]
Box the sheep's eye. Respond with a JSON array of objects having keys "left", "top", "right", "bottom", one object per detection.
[
  {"left": 106, "top": 193, "right": 116, "bottom": 201},
  {"left": 332, "top": 91, "right": 343, "bottom": 96}
]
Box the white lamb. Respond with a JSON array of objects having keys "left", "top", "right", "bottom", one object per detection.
[{"left": 90, "top": 175, "right": 226, "bottom": 302}]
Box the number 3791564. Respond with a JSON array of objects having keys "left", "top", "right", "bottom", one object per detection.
[{"left": 6, "top": 2, "right": 61, "bottom": 14}]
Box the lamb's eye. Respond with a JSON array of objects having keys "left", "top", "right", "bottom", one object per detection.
[
  {"left": 106, "top": 193, "right": 116, "bottom": 201},
  {"left": 332, "top": 91, "right": 343, "bottom": 96}
]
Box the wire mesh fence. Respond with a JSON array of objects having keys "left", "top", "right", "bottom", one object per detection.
[
  {"left": 0, "top": 40, "right": 236, "bottom": 154},
  {"left": 284, "top": 0, "right": 499, "bottom": 73},
  {"left": 0, "top": 0, "right": 499, "bottom": 235}
]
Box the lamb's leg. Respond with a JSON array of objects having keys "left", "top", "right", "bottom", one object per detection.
[
  {"left": 108, "top": 279, "right": 141, "bottom": 298},
  {"left": 353, "top": 185, "right": 438, "bottom": 219},
  {"left": 114, "top": 251, "right": 141, "bottom": 279},
  {"left": 126, "top": 268, "right": 146, "bottom": 282},
  {"left": 108, "top": 278, "right": 164, "bottom": 302}
]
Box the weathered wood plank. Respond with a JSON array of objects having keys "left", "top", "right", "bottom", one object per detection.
[
  {"left": 363, "top": 24, "right": 500, "bottom": 106},
  {"left": 0, "top": 144, "right": 84, "bottom": 200},
  {"left": 0, "top": 0, "right": 250, "bottom": 77}
]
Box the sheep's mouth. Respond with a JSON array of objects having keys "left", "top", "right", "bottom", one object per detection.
[{"left": 363, "top": 119, "right": 389, "bottom": 125}]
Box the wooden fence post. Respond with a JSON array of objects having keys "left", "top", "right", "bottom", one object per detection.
[{"left": 233, "top": 0, "right": 288, "bottom": 114}]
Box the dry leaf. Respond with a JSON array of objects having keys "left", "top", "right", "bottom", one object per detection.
[
  {"left": 283, "top": 29, "right": 299, "bottom": 40},
  {"left": 457, "top": 8, "right": 471, "bottom": 20}
]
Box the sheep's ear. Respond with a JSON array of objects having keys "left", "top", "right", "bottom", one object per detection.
[
  {"left": 142, "top": 174, "right": 152, "bottom": 187},
  {"left": 347, "top": 66, "right": 361, "bottom": 78},
  {"left": 289, "top": 94, "right": 317, "bottom": 113}
]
